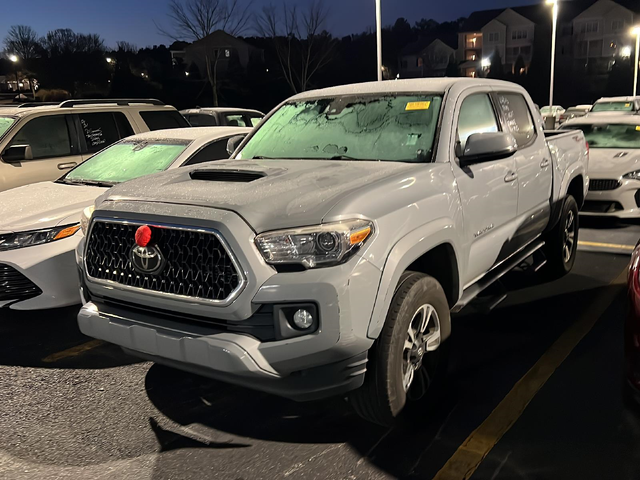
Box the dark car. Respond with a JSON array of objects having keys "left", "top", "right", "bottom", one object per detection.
[
  {"left": 180, "top": 107, "right": 264, "bottom": 128},
  {"left": 627, "top": 243, "right": 640, "bottom": 403}
]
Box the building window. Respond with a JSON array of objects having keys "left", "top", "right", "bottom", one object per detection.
[
  {"left": 488, "top": 32, "right": 500, "bottom": 42},
  {"left": 466, "top": 52, "right": 477, "bottom": 60},
  {"left": 611, "top": 20, "right": 624, "bottom": 32},
  {"left": 521, "top": 45, "right": 532, "bottom": 55},
  {"left": 511, "top": 30, "right": 528, "bottom": 40},
  {"left": 417, "top": 57, "right": 424, "bottom": 67},
  {"left": 579, "top": 21, "right": 599, "bottom": 34}
]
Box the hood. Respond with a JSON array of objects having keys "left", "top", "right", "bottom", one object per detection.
[
  {"left": 587, "top": 149, "right": 640, "bottom": 178},
  {"left": 0, "top": 182, "right": 103, "bottom": 234},
  {"left": 102, "top": 159, "right": 416, "bottom": 232}
]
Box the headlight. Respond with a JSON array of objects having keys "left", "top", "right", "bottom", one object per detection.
[
  {"left": 80, "top": 206, "right": 95, "bottom": 235},
  {"left": 624, "top": 171, "right": 640, "bottom": 181},
  {"left": 0, "top": 224, "right": 81, "bottom": 252},
  {"left": 255, "top": 219, "right": 374, "bottom": 269}
]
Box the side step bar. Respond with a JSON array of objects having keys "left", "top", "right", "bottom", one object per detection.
[{"left": 452, "top": 239, "right": 545, "bottom": 313}]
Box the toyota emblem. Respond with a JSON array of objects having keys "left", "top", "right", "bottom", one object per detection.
[{"left": 130, "top": 225, "right": 166, "bottom": 275}]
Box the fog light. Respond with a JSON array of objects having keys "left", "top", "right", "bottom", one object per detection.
[{"left": 293, "top": 309, "right": 314, "bottom": 329}]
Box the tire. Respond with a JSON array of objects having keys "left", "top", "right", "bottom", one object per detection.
[
  {"left": 348, "top": 272, "right": 450, "bottom": 426},
  {"left": 543, "top": 195, "right": 579, "bottom": 280}
]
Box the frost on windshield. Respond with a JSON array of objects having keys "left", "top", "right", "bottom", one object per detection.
[
  {"left": 591, "top": 102, "right": 634, "bottom": 112},
  {"left": 66, "top": 142, "right": 188, "bottom": 184},
  {"left": 0, "top": 117, "right": 15, "bottom": 139},
  {"left": 238, "top": 95, "right": 442, "bottom": 162},
  {"left": 574, "top": 124, "right": 640, "bottom": 149}
]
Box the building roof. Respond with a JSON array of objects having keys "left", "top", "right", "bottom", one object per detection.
[
  {"left": 188, "top": 30, "right": 255, "bottom": 50},
  {"left": 400, "top": 34, "right": 458, "bottom": 56}
]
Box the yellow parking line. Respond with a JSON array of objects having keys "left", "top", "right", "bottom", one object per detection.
[
  {"left": 578, "top": 240, "right": 635, "bottom": 251},
  {"left": 42, "top": 340, "right": 105, "bottom": 363},
  {"left": 432, "top": 267, "right": 627, "bottom": 480}
]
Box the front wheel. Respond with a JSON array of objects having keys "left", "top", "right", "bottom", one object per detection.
[
  {"left": 543, "top": 195, "right": 579, "bottom": 280},
  {"left": 348, "top": 272, "right": 450, "bottom": 426}
]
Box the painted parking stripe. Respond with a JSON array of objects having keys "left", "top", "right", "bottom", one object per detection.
[
  {"left": 42, "top": 340, "right": 105, "bottom": 363},
  {"left": 432, "top": 267, "right": 627, "bottom": 480},
  {"left": 578, "top": 241, "right": 635, "bottom": 251}
]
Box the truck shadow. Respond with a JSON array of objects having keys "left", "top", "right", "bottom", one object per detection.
[
  {"left": 144, "top": 276, "right": 628, "bottom": 479},
  {"left": 0, "top": 304, "right": 141, "bottom": 369}
]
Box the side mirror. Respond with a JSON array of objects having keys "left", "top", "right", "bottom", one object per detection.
[
  {"left": 459, "top": 132, "right": 517, "bottom": 165},
  {"left": 226, "top": 135, "right": 246, "bottom": 156},
  {"left": 2, "top": 145, "right": 33, "bottom": 164}
]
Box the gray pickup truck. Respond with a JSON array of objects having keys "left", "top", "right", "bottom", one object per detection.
[{"left": 76, "top": 78, "right": 588, "bottom": 425}]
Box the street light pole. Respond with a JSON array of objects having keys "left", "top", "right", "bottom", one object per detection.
[
  {"left": 375, "top": 0, "right": 382, "bottom": 81},
  {"left": 632, "top": 26, "right": 640, "bottom": 96},
  {"left": 9, "top": 54, "right": 19, "bottom": 94},
  {"left": 546, "top": 0, "right": 558, "bottom": 110}
]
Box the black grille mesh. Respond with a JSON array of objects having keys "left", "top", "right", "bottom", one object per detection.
[
  {"left": 0, "top": 264, "right": 42, "bottom": 301},
  {"left": 85, "top": 221, "right": 240, "bottom": 301},
  {"left": 589, "top": 179, "right": 621, "bottom": 191}
]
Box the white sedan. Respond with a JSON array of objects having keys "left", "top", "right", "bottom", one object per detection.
[
  {"left": 563, "top": 115, "right": 640, "bottom": 218},
  {"left": 0, "top": 126, "right": 250, "bottom": 309}
]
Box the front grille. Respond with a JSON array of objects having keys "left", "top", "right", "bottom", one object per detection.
[
  {"left": 582, "top": 200, "right": 624, "bottom": 213},
  {"left": 0, "top": 264, "right": 42, "bottom": 302},
  {"left": 85, "top": 220, "right": 242, "bottom": 302},
  {"left": 589, "top": 179, "right": 621, "bottom": 191}
]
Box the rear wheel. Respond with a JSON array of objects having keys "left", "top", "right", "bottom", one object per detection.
[
  {"left": 543, "top": 195, "right": 579, "bottom": 280},
  {"left": 348, "top": 272, "right": 450, "bottom": 426}
]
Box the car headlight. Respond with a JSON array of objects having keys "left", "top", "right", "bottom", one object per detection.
[
  {"left": 0, "top": 224, "right": 81, "bottom": 252},
  {"left": 255, "top": 219, "right": 374, "bottom": 269},
  {"left": 80, "top": 206, "right": 95, "bottom": 235},
  {"left": 624, "top": 171, "right": 640, "bottom": 181}
]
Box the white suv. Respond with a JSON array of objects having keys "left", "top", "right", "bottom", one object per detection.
[{"left": 0, "top": 98, "right": 189, "bottom": 192}]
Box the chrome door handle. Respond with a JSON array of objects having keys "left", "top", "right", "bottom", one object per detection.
[
  {"left": 57, "top": 162, "right": 77, "bottom": 170},
  {"left": 504, "top": 171, "right": 518, "bottom": 183},
  {"left": 540, "top": 158, "right": 551, "bottom": 168}
]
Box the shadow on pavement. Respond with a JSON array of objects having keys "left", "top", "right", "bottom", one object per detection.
[
  {"left": 0, "top": 304, "right": 141, "bottom": 369},
  {"left": 144, "top": 276, "right": 629, "bottom": 479}
]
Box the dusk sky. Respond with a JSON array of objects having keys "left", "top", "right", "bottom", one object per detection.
[{"left": 0, "top": 0, "right": 539, "bottom": 48}]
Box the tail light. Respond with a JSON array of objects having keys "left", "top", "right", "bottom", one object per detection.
[
  {"left": 585, "top": 141, "right": 589, "bottom": 155},
  {"left": 630, "top": 246, "right": 640, "bottom": 297}
]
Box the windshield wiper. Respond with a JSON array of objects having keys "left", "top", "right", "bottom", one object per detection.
[
  {"left": 329, "top": 155, "right": 372, "bottom": 161},
  {"left": 58, "top": 178, "right": 115, "bottom": 188}
]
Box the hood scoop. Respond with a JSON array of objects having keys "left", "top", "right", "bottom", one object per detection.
[{"left": 190, "top": 169, "right": 266, "bottom": 183}]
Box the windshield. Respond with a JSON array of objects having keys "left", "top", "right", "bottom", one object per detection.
[
  {"left": 237, "top": 94, "right": 443, "bottom": 163},
  {"left": 591, "top": 101, "right": 635, "bottom": 112},
  {"left": 0, "top": 116, "right": 16, "bottom": 140},
  {"left": 63, "top": 140, "right": 189, "bottom": 185},
  {"left": 567, "top": 124, "right": 640, "bottom": 149}
]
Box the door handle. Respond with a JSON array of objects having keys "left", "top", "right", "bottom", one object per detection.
[
  {"left": 504, "top": 171, "right": 518, "bottom": 183},
  {"left": 57, "top": 162, "right": 77, "bottom": 170},
  {"left": 540, "top": 158, "right": 551, "bottom": 168}
]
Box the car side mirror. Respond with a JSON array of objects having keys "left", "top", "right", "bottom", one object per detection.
[
  {"left": 459, "top": 132, "right": 517, "bottom": 166},
  {"left": 226, "top": 135, "right": 246, "bottom": 156},
  {"left": 2, "top": 144, "right": 33, "bottom": 164}
]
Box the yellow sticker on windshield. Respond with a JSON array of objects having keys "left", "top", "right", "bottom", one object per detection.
[
  {"left": 636, "top": 126, "right": 640, "bottom": 131},
  {"left": 626, "top": 103, "right": 631, "bottom": 107},
  {"left": 406, "top": 101, "right": 431, "bottom": 111}
]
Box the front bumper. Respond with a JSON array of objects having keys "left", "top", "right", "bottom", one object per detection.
[
  {"left": 0, "top": 234, "right": 82, "bottom": 310},
  {"left": 582, "top": 179, "right": 640, "bottom": 218}
]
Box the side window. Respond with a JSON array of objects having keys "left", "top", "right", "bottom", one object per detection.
[
  {"left": 114, "top": 112, "right": 134, "bottom": 138},
  {"left": 78, "top": 112, "right": 120, "bottom": 154},
  {"left": 248, "top": 115, "right": 263, "bottom": 127},
  {"left": 9, "top": 115, "right": 72, "bottom": 159},
  {"left": 183, "top": 138, "right": 232, "bottom": 166},
  {"left": 140, "top": 111, "right": 190, "bottom": 131},
  {"left": 495, "top": 93, "right": 537, "bottom": 148},
  {"left": 457, "top": 94, "right": 499, "bottom": 151},
  {"left": 188, "top": 114, "right": 217, "bottom": 127},
  {"left": 224, "top": 114, "right": 248, "bottom": 127}
]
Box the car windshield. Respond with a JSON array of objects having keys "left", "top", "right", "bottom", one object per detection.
[
  {"left": 237, "top": 94, "right": 443, "bottom": 163},
  {"left": 591, "top": 101, "right": 635, "bottom": 112},
  {"left": 62, "top": 140, "right": 189, "bottom": 185},
  {"left": 567, "top": 124, "right": 640, "bottom": 149},
  {"left": 0, "top": 116, "right": 16, "bottom": 139}
]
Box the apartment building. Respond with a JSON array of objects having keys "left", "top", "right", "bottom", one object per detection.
[{"left": 398, "top": 36, "right": 457, "bottom": 78}]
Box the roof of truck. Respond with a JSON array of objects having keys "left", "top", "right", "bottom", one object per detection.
[{"left": 290, "top": 78, "right": 520, "bottom": 101}]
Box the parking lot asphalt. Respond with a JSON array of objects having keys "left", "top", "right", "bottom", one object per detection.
[{"left": 0, "top": 220, "right": 638, "bottom": 480}]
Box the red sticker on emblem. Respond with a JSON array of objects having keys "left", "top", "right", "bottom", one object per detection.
[{"left": 135, "top": 225, "right": 152, "bottom": 247}]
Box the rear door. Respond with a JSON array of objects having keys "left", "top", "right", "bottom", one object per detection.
[
  {"left": 493, "top": 90, "right": 552, "bottom": 247},
  {"left": 1, "top": 113, "right": 82, "bottom": 191},
  {"left": 449, "top": 90, "right": 519, "bottom": 286}
]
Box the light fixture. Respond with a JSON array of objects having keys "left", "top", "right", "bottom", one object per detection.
[
  {"left": 481, "top": 57, "right": 491, "bottom": 68},
  {"left": 621, "top": 46, "right": 632, "bottom": 57},
  {"left": 292, "top": 309, "right": 314, "bottom": 329},
  {"left": 106, "top": 57, "right": 113, "bottom": 64},
  {"left": 185, "top": 71, "right": 190, "bottom": 76},
  {"left": 8, "top": 54, "right": 18, "bottom": 63}
]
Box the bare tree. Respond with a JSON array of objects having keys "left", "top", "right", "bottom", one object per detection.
[
  {"left": 257, "top": 1, "right": 336, "bottom": 94},
  {"left": 41, "top": 29, "right": 105, "bottom": 56},
  {"left": 116, "top": 41, "right": 139, "bottom": 54},
  {"left": 157, "top": 0, "right": 253, "bottom": 105},
  {"left": 4, "top": 25, "right": 41, "bottom": 59}
]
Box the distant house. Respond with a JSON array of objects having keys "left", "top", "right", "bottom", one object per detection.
[
  {"left": 399, "top": 37, "right": 457, "bottom": 78},
  {"left": 179, "top": 30, "right": 263, "bottom": 77}
]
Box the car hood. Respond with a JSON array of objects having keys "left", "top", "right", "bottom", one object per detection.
[
  {"left": 587, "top": 149, "right": 640, "bottom": 178},
  {"left": 101, "top": 159, "right": 416, "bottom": 232},
  {"left": 0, "top": 182, "right": 104, "bottom": 234}
]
